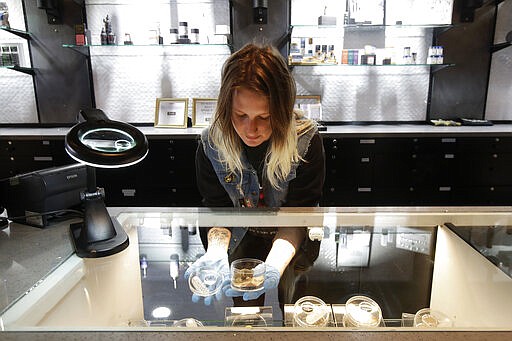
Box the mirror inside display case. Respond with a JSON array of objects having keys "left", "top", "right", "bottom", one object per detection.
[
  {"left": 136, "top": 222, "right": 436, "bottom": 326},
  {"left": 1, "top": 207, "right": 511, "bottom": 332}
]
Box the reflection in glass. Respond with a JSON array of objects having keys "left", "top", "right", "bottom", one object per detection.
[{"left": 80, "top": 128, "right": 136, "bottom": 153}]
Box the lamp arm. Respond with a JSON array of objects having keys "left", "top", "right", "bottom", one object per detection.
[{"left": 79, "top": 108, "right": 109, "bottom": 123}]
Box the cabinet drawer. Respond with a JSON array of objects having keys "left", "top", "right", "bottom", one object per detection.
[
  {"left": 456, "top": 136, "right": 512, "bottom": 153},
  {"left": 455, "top": 152, "right": 512, "bottom": 186},
  {"left": 322, "top": 186, "right": 374, "bottom": 206},
  {"left": 147, "top": 139, "right": 199, "bottom": 158},
  {"left": 323, "top": 137, "right": 376, "bottom": 155},
  {"left": 325, "top": 163, "right": 373, "bottom": 187},
  {"left": 2, "top": 139, "right": 61, "bottom": 156},
  {"left": 103, "top": 186, "right": 140, "bottom": 207},
  {"left": 451, "top": 186, "right": 512, "bottom": 206},
  {"left": 137, "top": 185, "right": 202, "bottom": 207},
  {"left": 413, "top": 137, "right": 458, "bottom": 153}
]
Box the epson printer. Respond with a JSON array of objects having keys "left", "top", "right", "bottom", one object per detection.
[{"left": 0, "top": 163, "right": 87, "bottom": 228}]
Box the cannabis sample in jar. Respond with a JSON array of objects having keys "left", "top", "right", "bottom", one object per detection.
[{"left": 230, "top": 258, "right": 265, "bottom": 291}]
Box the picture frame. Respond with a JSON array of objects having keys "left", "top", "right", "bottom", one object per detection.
[
  {"left": 295, "top": 95, "right": 322, "bottom": 121},
  {"left": 154, "top": 98, "right": 188, "bottom": 128},
  {"left": 192, "top": 98, "right": 217, "bottom": 127}
]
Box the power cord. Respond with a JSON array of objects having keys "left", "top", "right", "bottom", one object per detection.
[{"left": 0, "top": 208, "right": 84, "bottom": 230}]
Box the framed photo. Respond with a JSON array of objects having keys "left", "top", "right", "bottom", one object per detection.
[
  {"left": 295, "top": 95, "right": 322, "bottom": 121},
  {"left": 192, "top": 98, "right": 217, "bottom": 127},
  {"left": 155, "top": 98, "right": 188, "bottom": 128}
]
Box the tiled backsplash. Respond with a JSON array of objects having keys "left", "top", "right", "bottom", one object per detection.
[{"left": 85, "top": 0, "right": 230, "bottom": 123}]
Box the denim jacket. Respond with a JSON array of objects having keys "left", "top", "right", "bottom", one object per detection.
[{"left": 200, "top": 124, "right": 317, "bottom": 253}]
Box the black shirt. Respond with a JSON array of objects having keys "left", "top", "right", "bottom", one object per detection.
[{"left": 195, "top": 132, "right": 325, "bottom": 207}]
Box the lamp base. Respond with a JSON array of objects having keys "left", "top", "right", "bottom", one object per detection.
[{"left": 70, "top": 217, "right": 129, "bottom": 258}]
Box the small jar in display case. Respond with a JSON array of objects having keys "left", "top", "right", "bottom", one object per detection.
[
  {"left": 293, "top": 296, "right": 330, "bottom": 327},
  {"left": 343, "top": 295, "right": 383, "bottom": 327}
]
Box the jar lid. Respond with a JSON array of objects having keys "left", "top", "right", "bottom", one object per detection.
[
  {"left": 343, "top": 295, "right": 382, "bottom": 327},
  {"left": 413, "top": 308, "right": 453, "bottom": 328},
  {"left": 191, "top": 28, "right": 199, "bottom": 33},
  {"left": 293, "top": 296, "right": 329, "bottom": 327},
  {"left": 179, "top": 21, "right": 188, "bottom": 26},
  {"left": 173, "top": 318, "right": 204, "bottom": 327},
  {"left": 188, "top": 266, "right": 223, "bottom": 297},
  {"left": 170, "top": 28, "right": 178, "bottom": 33}
]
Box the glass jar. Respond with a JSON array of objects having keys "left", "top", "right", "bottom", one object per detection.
[
  {"left": 343, "top": 295, "right": 382, "bottom": 327},
  {"left": 178, "top": 22, "right": 188, "bottom": 37},
  {"left": 190, "top": 28, "right": 200, "bottom": 44},
  {"left": 414, "top": 308, "right": 453, "bottom": 328},
  {"left": 188, "top": 265, "right": 223, "bottom": 297},
  {"left": 293, "top": 296, "right": 330, "bottom": 327},
  {"left": 169, "top": 28, "right": 178, "bottom": 44},
  {"left": 230, "top": 258, "right": 265, "bottom": 292}
]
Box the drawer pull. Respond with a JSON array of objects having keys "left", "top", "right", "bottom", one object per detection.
[
  {"left": 444, "top": 154, "right": 454, "bottom": 159},
  {"left": 441, "top": 138, "right": 456, "bottom": 143},
  {"left": 34, "top": 156, "right": 53, "bottom": 161},
  {"left": 361, "top": 157, "right": 370, "bottom": 163},
  {"left": 358, "top": 187, "right": 372, "bottom": 192},
  {"left": 439, "top": 186, "right": 451, "bottom": 192},
  {"left": 360, "top": 139, "right": 375, "bottom": 144},
  {"left": 122, "top": 189, "right": 136, "bottom": 197}
]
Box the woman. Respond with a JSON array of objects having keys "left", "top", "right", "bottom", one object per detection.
[{"left": 185, "top": 43, "right": 325, "bottom": 307}]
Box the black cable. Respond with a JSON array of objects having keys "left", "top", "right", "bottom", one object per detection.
[{"left": 0, "top": 208, "right": 84, "bottom": 230}]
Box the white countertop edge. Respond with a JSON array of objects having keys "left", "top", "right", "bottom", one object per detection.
[{"left": 2, "top": 124, "right": 512, "bottom": 137}]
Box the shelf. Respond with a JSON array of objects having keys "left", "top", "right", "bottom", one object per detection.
[
  {"left": 430, "top": 63, "right": 454, "bottom": 73},
  {"left": 62, "top": 43, "right": 232, "bottom": 57},
  {"left": 291, "top": 23, "right": 453, "bottom": 30},
  {"left": 289, "top": 63, "right": 454, "bottom": 69},
  {"left": 491, "top": 42, "right": 511, "bottom": 53},
  {"left": 0, "top": 65, "right": 35, "bottom": 75},
  {"left": 62, "top": 43, "right": 229, "bottom": 48},
  {"left": 0, "top": 26, "right": 30, "bottom": 39}
]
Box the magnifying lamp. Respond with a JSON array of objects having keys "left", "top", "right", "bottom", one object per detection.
[{"left": 65, "top": 108, "right": 149, "bottom": 258}]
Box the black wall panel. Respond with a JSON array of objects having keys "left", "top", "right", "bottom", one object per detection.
[{"left": 23, "top": 0, "right": 93, "bottom": 123}]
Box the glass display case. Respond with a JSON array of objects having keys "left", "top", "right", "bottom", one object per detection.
[{"left": 0, "top": 206, "right": 511, "bottom": 340}]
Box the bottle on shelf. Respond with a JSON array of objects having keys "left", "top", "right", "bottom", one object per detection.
[
  {"left": 0, "top": 2, "right": 10, "bottom": 28},
  {"left": 100, "top": 27, "right": 107, "bottom": 45}
]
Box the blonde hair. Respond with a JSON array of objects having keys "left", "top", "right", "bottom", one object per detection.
[{"left": 209, "top": 43, "right": 315, "bottom": 189}]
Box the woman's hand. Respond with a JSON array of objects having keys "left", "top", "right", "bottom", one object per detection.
[
  {"left": 224, "top": 238, "right": 296, "bottom": 301},
  {"left": 184, "top": 247, "right": 231, "bottom": 305},
  {"left": 184, "top": 227, "right": 231, "bottom": 305}
]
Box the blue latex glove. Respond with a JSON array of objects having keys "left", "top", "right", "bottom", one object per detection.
[
  {"left": 225, "top": 263, "right": 280, "bottom": 301},
  {"left": 184, "top": 248, "right": 230, "bottom": 305}
]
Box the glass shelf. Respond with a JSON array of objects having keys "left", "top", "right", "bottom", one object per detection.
[
  {"left": 291, "top": 23, "right": 453, "bottom": 30},
  {"left": 62, "top": 43, "right": 233, "bottom": 56},
  {"left": 491, "top": 42, "right": 511, "bottom": 53},
  {"left": 62, "top": 43, "right": 229, "bottom": 48},
  {"left": 0, "top": 65, "right": 35, "bottom": 75},
  {"left": 0, "top": 26, "right": 30, "bottom": 39},
  {"left": 290, "top": 62, "right": 454, "bottom": 68}
]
